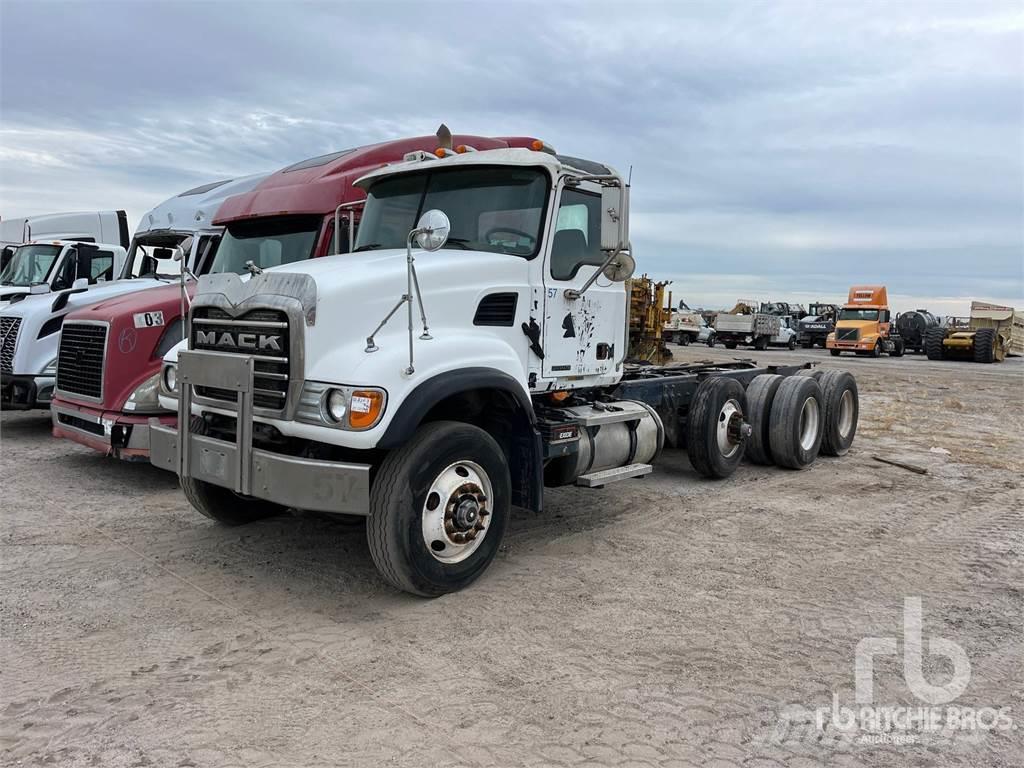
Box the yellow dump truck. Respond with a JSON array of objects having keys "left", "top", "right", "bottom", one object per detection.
[{"left": 926, "top": 301, "right": 1023, "bottom": 363}]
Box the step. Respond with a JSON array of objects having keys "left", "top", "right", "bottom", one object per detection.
[{"left": 575, "top": 463, "right": 653, "bottom": 488}]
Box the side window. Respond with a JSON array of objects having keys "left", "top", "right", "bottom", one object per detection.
[
  {"left": 90, "top": 250, "right": 114, "bottom": 281},
  {"left": 550, "top": 188, "right": 602, "bottom": 280}
]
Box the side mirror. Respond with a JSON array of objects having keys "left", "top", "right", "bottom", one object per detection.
[
  {"left": 72, "top": 277, "right": 89, "bottom": 290},
  {"left": 601, "top": 184, "right": 629, "bottom": 250},
  {"left": 171, "top": 246, "right": 185, "bottom": 262},
  {"left": 601, "top": 250, "right": 635, "bottom": 283},
  {"left": 414, "top": 209, "right": 450, "bottom": 252},
  {"left": 29, "top": 283, "right": 50, "bottom": 295}
]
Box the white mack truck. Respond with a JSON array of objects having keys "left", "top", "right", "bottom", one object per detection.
[{"left": 151, "top": 144, "right": 861, "bottom": 597}]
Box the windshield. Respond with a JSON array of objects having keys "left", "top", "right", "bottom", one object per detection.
[
  {"left": 208, "top": 216, "right": 320, "bottom": 274},
  {"left": 122, "top": 234, "right": 196, "bottom": 280},
  {"left": 0, "top": 244, "right": 62, "bottom": 286},
  {"left": 355, "top": 166, "right": 549, "bottom": 257},
  {"left": 838, "top": 308, "right": 879, "bottom": 321}
]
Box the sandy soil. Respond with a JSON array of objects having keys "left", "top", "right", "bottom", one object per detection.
[{"left": 2, "top": 346, "right": 1022, "bottom": 767}]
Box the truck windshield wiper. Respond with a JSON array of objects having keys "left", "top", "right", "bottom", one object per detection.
[
  {"left": 442, "top": 238, "right": 473, "bottom": 250},
  {"left": 354, "top": 243, "right": 384, "bottom": 252}
]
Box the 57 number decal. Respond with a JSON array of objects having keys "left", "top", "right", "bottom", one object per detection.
[{"left": 133, "top": 311, "right": 165, "bottom": 328}]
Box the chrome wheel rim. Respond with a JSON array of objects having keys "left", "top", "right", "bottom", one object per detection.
[
  {"left": 715, "top": 399, "right": 743, "bottom": 458},
  {"left": 799, "top": 396, "right": 821, "bottom": 451},
  {"left": 421, "top": 460, "right": 492, "bottom": 564},
  {"left": 837, "top": 389, "right": 854, "bottom": 438}
]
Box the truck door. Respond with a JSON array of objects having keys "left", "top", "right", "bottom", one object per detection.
[{"left": 540, "top": 184, "right": 626, "bottom": 379}]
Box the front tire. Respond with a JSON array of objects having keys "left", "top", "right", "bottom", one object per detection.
[
  {"left": 788, "top": 335, "right": 797, "bottom": 350},
  {"left": 367, "top": 421, "right": 510, "bottom": 597},
  {"left": 180, "top": 477, "right": 285, "bottom": 526},
  {"left": 925, "top": 328, "right": 946, "bottom": 360}
]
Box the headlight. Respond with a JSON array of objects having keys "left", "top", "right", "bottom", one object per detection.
[
  {"left": 297, "top": 382, "right": 387, "bottom": 430},
  {"left": 42, "top": 358, "right": 58, "bottom": 375},
  {"left": 161, "top": 364, "right": 178, "bottom": 395},
  {"left": 125, "top": 371, "right": 162, "bottom": 412},
  {"left": 324, "top": 389, "right": 347, "bottom": 423}
]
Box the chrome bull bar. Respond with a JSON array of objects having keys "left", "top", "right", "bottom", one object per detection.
[{"left": 149, "top": 349, "right": 371, "bottom": 514}]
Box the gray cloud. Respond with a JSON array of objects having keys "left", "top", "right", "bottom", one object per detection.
[{"left": 1, "top": 0, "right": 1021, "bottom": 313}]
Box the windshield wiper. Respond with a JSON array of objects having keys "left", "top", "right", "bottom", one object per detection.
[
  {"left": 442, "top": 238, "right": 473, "bottom": 250},
  {"left": 354, "top": 243, "right": 384, "bottom": 252}
]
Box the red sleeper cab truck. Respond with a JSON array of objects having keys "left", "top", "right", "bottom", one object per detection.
[{"left": 50, "top": 132, "right": 540, "bottom": 460}]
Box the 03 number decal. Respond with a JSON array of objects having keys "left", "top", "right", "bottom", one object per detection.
[{"left": 133, "top": 311, "right": 165, "bottom": 328}]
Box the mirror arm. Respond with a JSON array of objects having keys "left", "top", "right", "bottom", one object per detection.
[{"left": 564, "top": 245, "right": 628, "bottom": 300}]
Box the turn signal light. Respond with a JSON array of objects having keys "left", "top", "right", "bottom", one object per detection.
[
  {"left": 348, "top": 390, "right": 385, "bottom": 429},
  {"left": 530, "top": 140, "right": 544, "bottom": 151},
  {"left": 434, "top": 147, "right": 447, "bottom": 158}
]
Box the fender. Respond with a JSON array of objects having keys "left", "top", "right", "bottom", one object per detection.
[
  {"left": 378, "top": 366, "right": 535, "bottom": 448},
  {"left": 378, "top": 366, "right": 543, "bottom": 513}
]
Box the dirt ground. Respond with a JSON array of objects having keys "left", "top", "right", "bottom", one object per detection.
[{"left": 2, "top": 346, "right": 1022, "bottom": 768}]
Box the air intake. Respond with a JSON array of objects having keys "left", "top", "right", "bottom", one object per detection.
[{"left": 473, "top": 293, "right": 518, "bottom": 327}]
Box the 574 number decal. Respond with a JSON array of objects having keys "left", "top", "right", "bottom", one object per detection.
[{"left": 133, "top": 311, "right": 165, "bottom": 328}]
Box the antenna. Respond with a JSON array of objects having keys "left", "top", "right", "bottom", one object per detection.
[{"left": 627, "top": 164, "right": 633, "bottom": 186}]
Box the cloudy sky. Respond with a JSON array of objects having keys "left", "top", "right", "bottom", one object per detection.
[{"left": 1, "top": 1, "right": 1021, "bottom": 314}]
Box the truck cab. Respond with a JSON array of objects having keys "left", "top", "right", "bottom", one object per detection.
[
  {"left": 151, "top": 140, "right": 862, "bottom": 597},
  {"left": 0, "top": 240, "right": 128, "bottom": 307},
  {"left": 827, "top": 285, "right": 905, "bottom": 357},
  {"left": 0, "top": 210, "right": 129, "bottom": 276},
  {"left": 51, "top": 133, "right": 523, "bottom": 460}
]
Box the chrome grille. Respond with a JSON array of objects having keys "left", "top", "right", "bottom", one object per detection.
[
  {"left": 836, "top": 327, "right": 860, "bottom": 342},
  {"left": 191, "top": 307, "right": 290, "bottom": 410},
  {"left": 56, "top": 323, "right": 108, "bottom": 399},
  {"left": 0, "top": 317, "right": 20, "bottom": 373}
]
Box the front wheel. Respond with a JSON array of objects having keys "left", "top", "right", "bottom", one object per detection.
[
  {"left": 788, "top": 336, "right": 797, "bottom": 350},
  {"left": 830, "top": 349, "right": 841, "bottom": 357},
  {"left": 180, "top": 477, "right": 285, "bottom": 526},
  {"left": 367, "top": 421, "right": 510, "bottom": 597}
]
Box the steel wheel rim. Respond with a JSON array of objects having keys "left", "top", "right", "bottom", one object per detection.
[
  {"left": 799, "top": 396, "right": 820, "bottom": 451},
  {"left": 837, "top": 389, "right": 854, "bottom": 438},
  {"left": 716, "top": 399, "right": 743, "bottom": 458},
  {"left": 421, "top": 460, "right": 493, "bottom": 564}
]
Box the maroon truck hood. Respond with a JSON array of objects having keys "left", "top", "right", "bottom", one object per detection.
[{"left": 56, "top": 282, "right": 196, "bottom": 411}]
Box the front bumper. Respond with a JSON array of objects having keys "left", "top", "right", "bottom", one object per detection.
[
  {"left": 1, "top": 373, "right": 55, "bottom": 410},
  {"left": 827, "top": 339, "right": 875, "bottom": 351},
  {"left": 151, "top": 349, "right": 371, "bottom": 515},
  {"left": 51, "top": 401, "right": 175, "bottom": 461}
]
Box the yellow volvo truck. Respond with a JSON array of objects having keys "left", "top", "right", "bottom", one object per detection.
[{"left": 827, "top": 286, "right": 905, "bottom": 358}]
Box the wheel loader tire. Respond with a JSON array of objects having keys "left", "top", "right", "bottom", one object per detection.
[
  {"left": 181, "top": 477, "right": 285, "bottom": 526},
  {"left": 367, "top": 420, "right": 510, "bottom": 597},
  {"left": 686, "top": 377, "right": 748, "bottom": 479},
  {"left": 818, "top": 370, "right": 858, "bottom": 457},
  {"left": 925, "top": 328, "right": 947, "bottom": 360},
  {"left": 743, "top": 374, "right": 783, "bottom": 465},
  {"left": 973, "top": 328, "right": 996, "bottom": 364},
  {"left": 768, "top": 376, "right": 824, "bottom": 470}
]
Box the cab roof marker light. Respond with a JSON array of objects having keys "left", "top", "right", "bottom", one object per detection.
[
  {"left": 455, "top": 145, "right": 477, "bottom": 154},
  {"left": 530, "top": 139, "right": 557, "bottom": 155},
  {"left": 402, "top": 151, "right": 437, "bottom": 163}
]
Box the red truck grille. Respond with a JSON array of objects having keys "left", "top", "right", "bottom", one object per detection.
[
  {"left": 190, "top": 308, "right": 290, "bottom": 411},
  {"left": 56, "top": 323, "right": 108, "bottom": 400}
]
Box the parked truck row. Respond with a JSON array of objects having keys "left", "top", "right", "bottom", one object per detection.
[{"left": 1, "top": 128, "right": 1016, "bottom": 595}]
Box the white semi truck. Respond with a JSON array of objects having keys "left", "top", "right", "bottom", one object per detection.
[
  {"left": 151, "top": 143, "right": 861, "bottom": 597},
  {"left": 0, "top": 211, "right": 130, "bottom": 306}
]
